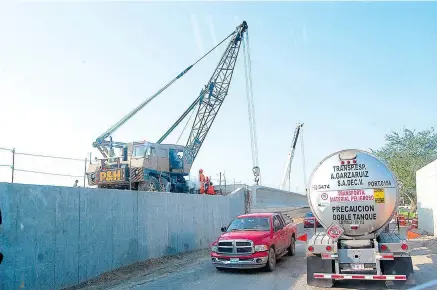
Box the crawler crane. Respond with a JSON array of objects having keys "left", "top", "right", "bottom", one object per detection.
[{"left": 86, "top": 21, "right": 260, "bottom": 192}]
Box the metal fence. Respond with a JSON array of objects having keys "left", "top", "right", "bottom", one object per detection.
[
  {"left": 0, "top": 146, "right": 247, "bottom": 191},
  {"left": 0, "top": 146, "right": 89, "bottom": 187}
]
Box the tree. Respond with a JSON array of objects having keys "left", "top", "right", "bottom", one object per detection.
[{"left": 372, "top": 127, "right": 437, "bottom": 211}]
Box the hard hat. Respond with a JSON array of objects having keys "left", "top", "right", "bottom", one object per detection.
[{"left": 199, "top": 169, "right": 203, "bottom": 173}]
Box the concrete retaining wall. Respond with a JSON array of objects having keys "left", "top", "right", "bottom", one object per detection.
[
  {"left": 416, "top": 159, "right": 437, "bottom": 236},
  {"left": 0, "top": 183, "right": 246, "bottom": 290},
  {"left": 250, "top": 185, "right": 308, "bottom": 210}
]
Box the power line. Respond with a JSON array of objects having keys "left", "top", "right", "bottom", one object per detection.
[
  {"left": 14, "top": 168, "right": 83, "bottom": 178},
  {"left": 15, "top": 152, "right": 85, "bottom": 161},
  {"left": 301, "top": 127, "right": 307, "bottom": 194}
]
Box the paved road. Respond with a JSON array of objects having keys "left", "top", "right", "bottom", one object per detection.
[{"left": 77, "top": 225, "right": 437, "bottom": 290}]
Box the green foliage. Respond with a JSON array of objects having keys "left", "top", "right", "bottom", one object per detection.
[{"left": 372, "top": 127, "right": 437, "bottom": 205}]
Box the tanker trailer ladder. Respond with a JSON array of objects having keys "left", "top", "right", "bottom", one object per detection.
[{"left": 305, "top": 149, "right": 414, "bottom": 288}]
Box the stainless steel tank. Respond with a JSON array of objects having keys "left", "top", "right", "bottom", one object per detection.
[{"left": 308, "top": 149, "right": 399, "bottom": 237}]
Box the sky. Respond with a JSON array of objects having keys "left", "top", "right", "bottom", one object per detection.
[{"left": 0, "top": 1, "right": 436, "bottom": 191}]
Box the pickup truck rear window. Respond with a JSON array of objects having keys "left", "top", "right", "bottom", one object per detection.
[{"left": 227, "top": 217, "right": 270, "bottom": 232}]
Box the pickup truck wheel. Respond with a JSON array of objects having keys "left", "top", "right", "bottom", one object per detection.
[
  {"left": 287, "top": 236, "right": 296, "bottom": 256},
  {"left": 264, "top": 248, "right": 276, "bottom": 272}
]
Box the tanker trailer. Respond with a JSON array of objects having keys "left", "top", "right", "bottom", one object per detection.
[{"left": 306, "top": 149, "right": 413, "bottom": 288}]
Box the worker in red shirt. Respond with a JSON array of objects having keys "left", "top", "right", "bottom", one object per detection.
[
  {"left": 207, "top": 181, "right": 216, "bottom": 195},
  {"left": 199, "top": 169, "right": 206, "bottom": 194}
]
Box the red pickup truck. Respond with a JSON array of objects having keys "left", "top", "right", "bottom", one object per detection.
[{"left": 210, "top": 212, "right": 298, "bottom": 272}]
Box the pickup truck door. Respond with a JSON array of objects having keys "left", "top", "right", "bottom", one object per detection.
[
  {"left": 272, "top": 215, "right": 286, "bottom": 254},
  {"left": 278, "top": 214, "right": 291, "bottom": 247}
]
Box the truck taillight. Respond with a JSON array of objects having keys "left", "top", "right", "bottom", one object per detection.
[
  {"left": 308, "top": 246, "right": 314, "bottom": 252},
  {"left": 401, "top": 243, "right": 408, "bottom": 251},
  {"left": 325, "top": 246, "right": 332, "bottom": 252},
  {"left": 380, "top": 245, "right": 388, "bottom": 251}
]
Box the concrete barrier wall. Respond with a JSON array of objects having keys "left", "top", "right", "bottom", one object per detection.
[
  {"left": 0, "top": 183, "right": 247, "bottom": 290},
  {"left": 416, "top": 159, "right": 437, "bottom": 236},
  {"left": 250, "top": 185, "right": 308, "bottom": 210},
  {"left": 216, "top": 184, "right": 248, "bottom": 195}
]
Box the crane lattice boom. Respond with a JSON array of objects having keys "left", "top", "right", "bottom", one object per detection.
[
  {"left": 184, "top": 21, "right": 248, "bottom": 164},
  {"left": 280, "top": 123, "right": 304, "bottom": 190}
]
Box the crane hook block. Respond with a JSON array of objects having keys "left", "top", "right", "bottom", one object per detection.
[{"left": 241, "top": 21, "right": 248, "bottom": 31}]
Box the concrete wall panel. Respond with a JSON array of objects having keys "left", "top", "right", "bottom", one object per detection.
[
  {"left": 416, "top": 159, "right": 437, "bottom": 236},
  {"left": 0, "top": 182, "right": 310, "bottom": 290},
  {"left": 250, "top": 185, "right": 308, "bottom": 210}
]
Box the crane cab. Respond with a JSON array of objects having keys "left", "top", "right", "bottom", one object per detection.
[{"left": 86, "top": 141, "right": 193, "bottom": 192}]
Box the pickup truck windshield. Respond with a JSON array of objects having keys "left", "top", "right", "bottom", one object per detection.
[{"left": 227, "top": 217, "right": 270, "bottom": 232}]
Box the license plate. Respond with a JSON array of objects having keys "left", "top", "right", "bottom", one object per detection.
[
  {"left": 230, "top": 258, "right": 239, "bottom": 263},
  {"left": 351, "top": 263, "right": 365, "bottom": 270}
]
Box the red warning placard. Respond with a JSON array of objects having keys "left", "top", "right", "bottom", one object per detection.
[{"left": 326, "top": 223, "right": 344, "bottom": 241}]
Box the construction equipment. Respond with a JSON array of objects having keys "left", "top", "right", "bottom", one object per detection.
[
  {"left": 280, "top": 123, "right": 304, "bottom": 190},
  {"left": 86, "top": 21, "right": 250, "bottom": 192}
]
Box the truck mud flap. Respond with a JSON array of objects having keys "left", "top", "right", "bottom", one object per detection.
[
  {"left": 307, "top": 256, "right": 334, "bottom": 288},
  {"left": 381, "top": 256, "right": 415, "bottom": 287}
]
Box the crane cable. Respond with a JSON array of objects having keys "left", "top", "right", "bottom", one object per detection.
[
  {"left": 176, "top": 103, "right": 198, "bottom": 144},
  {"left": 242, "top": 30, "right": 260, "bottom": 185},
  {"left": 300, "top": 126, "right": 308, "bottom": 194},
  {"left": 95, "top": 28, "right": 238, "bottom": 145}
]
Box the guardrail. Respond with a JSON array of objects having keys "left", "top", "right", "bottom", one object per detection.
[{"left": 0, "top": 146, "right": 89, "bottom": 186}]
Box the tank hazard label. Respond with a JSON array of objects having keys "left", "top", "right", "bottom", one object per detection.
[
  {"left": 318, "top": 189, "right": 374, "bottom": 205},
  {"left": 373, "top": 188, "right": 385, "bottom": 203}
]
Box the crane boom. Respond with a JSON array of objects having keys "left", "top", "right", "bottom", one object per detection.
[
  {"left": 184, "top": 21, "right": 248, "bottom": 164},
  {"left": 93, "top": 27, "right": 238, "bottom": 157},
  {"left": 280, "top": 123, "right": 304, "bottom": 190}
]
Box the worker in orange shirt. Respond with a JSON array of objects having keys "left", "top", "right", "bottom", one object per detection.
[
  {"left": 205, "top": 176, "right": 210, "bottom": 193},
  {"left": 207, "top": 181, "right": 216, "bottom": 195},
  {"left": 199, "top": 169, "right": 206, "bottom": 194}
]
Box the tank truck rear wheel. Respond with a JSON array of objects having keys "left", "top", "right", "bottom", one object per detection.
[
  {"left": 381, "top": 257, "right": 414, "bottom": 289},
  {"left": 307, "top": 256, "right": 334, "bottom": 287}
]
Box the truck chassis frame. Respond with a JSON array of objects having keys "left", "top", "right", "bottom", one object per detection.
[{"left": 306, "top": 231, "right": 414, "bottom": 288}]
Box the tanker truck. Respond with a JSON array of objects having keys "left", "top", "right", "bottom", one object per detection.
[{"left": 306, "top": 149, "right": 414, "bottom": 288}]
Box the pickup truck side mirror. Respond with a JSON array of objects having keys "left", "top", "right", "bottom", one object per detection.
[{"left": 220, "top": 227, "right": 227, "bottom": 232}]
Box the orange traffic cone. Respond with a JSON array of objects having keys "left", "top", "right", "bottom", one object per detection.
[
  {"left": 407, "top": 229, "right": 421, "bottom": 239},
  {"left": 298, "top": 233, "right": 308, "bottom": 242}
]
